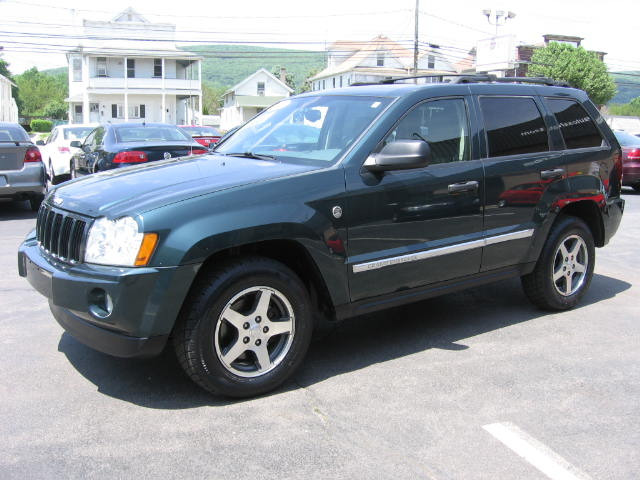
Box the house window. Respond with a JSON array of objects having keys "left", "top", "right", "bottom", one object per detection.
[
  {"left": 154, "top": 59, "right": 162, "bottom": 78},
  {"left": 127, "top": 105, "right": 146, "bottom": 118},
  {"left": 72, "top": 58, "right": 82, "bottom": 82},
  {"left": 428, "top": 55, "right": 435, "bottom": 69},
  {"left": 127, "top": 59, "right": 135, "bottom": 78},
  {"left": 332, "top": 78, "right": 335, "bottom": 88},
  {"left": 96, "top": 57, "right": 107, "bottom": 77},
  {"left": 257, "top": 82, "right": 265, "bottom": 96},
  {"left": 340, "top": 76, "right": 343, "bottom": 87},
  {"left": 376, "top": 51, "right": 384, "bottom": 67},
  {"left": 322, "top": 80, "right": 325, "bottom": 89}
]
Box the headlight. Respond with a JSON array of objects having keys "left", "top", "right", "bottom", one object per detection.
[{"left": 85, "top": 216, "right": 157, "bottom": 267}]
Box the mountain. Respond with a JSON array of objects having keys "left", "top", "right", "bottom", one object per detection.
[{"left": 610, "top": 71, "right": 640, "bottom": 104}]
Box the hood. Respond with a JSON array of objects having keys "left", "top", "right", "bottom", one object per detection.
[{"left": 49, "top": 154, "right": 322, "bottom": 218}]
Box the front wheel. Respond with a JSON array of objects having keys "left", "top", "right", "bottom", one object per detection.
[
  {"left": 173, "top": 256, "right": 313, "bottom": 397},
  {"left": 69, "top": 160, "right": 76, "bottom": 179},
  {"left": 521, "top": 216, "right": 595, "bottom": 310}
]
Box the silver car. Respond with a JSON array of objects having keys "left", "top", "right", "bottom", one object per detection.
[{"left": 0, "top": 122, "right": 46, "bottom": 211}]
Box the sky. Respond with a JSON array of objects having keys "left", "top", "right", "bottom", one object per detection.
[{"left": 0, "top": 0, "right": 638, "bottom": 75}]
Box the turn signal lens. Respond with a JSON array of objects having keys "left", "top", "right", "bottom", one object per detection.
[{"left": 134, "top": 233, "right": 158, "bottom": 266}]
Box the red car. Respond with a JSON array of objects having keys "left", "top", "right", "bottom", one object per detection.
[
  {"left": 179, "top": 125, "right": 221, "bottom": 149},
  {"left": 614, "top": 130, "right": 640, "bottom": 192}
]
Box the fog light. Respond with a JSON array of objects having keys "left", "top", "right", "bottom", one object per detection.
[{"left": 88, "top": 288, "right": 114, "bottom": 319}]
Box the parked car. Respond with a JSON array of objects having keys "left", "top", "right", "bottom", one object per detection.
[
  {"left": 69, "top": 123, "right": 208, "bottom": 177},
  {"left": 0, "top": 122, "right": 46, "bottom": 210},
  {"left": 19, "top": 76, "right": 625, "bottom": 398},
  {"left": 613, "top": 130, "right": 640, "bottom": 192},
  {"left": 37, "top": 124, "right": 96, "bottom": 184},
  {"left": 179, "top": 125, "right": 222, "bottom": 149}
]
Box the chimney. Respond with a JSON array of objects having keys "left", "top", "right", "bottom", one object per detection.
[{"left": 280, "top": 67, "right": 287, "bottom": 83}]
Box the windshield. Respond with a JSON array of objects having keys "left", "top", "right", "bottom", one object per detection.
[
  {"left": 182, "top": 126, "right": 220, "bottom": 136},
  {"left": 0, "top": 125, "right": 29, "bottom": 142},
  {"left": 115, "top": 125, "right": 191, "bottom": 143},
  {"left": 614, "top": 130, "right": 640, "bottom": 146},
  {"left": 216, "top": 95, "right": 392, "bottom": 163},
  {"left": 63, "top": 127, "right": 94, "bottom": 141}
]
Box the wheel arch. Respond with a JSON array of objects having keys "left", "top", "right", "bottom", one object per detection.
[{"left": 558, "top": 200, "right": 605, "bottom": 247}]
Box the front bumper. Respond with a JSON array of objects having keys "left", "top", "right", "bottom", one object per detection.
[
  {"left": 0, "top": 163, "right": 46, "bottom": 199},
  {"left": 18, "top": 235, "right": 200, "bottom": 358}
]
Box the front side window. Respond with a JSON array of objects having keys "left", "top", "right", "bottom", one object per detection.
[
  {"left": 480, "top": 96, "right": 549, "bottom": 157},
  {"left": 72, "top": 58, "right": 82, "bottom": 82},
  {"left": 216, "top": 95, "right": 393, "bottom": 164},
  {"left": 96, "top": 57, "right": 107, "bottom": 77},
  {"left": 546, "top": 98, "right": 604, "bottom": 149},
  {"left": 383, "top": 97, "right": 470, "bottom": 164},
  {"left": 127, "top": 59, "right": 135, "bottom": 78},
  {"left": 154, "top": 58, "right": 162, "bottom": 78}
]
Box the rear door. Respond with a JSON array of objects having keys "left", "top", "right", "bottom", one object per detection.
[
  {"left": 346, "top": 95, "right": 485, "bottom": 301},
  {"left": 473, "top": 93, "right": 566, "bottom": 271}
]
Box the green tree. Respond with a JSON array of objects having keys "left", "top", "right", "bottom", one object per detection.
[
  {"left": 300, "top": 67, "right": 321, "bottom": 93},
  {"left": 42, "top": 100, "right": 68, "bottom": 120},
  {"left": 271, "top": 66, "right": 296, "bottom": 92},
  {"left": 14, "top": 67, "right": 68, "bottom": 117},
  {"left": 528, "top": 42, "right": 616, "bottom": 106},
  {"left": 202, "top": 81, "right": 226, "bottom": 115}
]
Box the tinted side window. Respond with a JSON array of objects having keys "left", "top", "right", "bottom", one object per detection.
[
  {"left": 384, "top": 98, "right": 470, "bottom": 164},
  {"left": 480, "top": 97, "right": 549, "bottom": 157},
  {"left": 546, "top": 98, "right": 604, "bottom": 149}
]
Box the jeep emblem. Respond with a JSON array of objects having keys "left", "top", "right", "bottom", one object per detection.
[
  {"left": 53, "top": 196, "right": 63, "bottom": 206},
  {"left": 332, "top": 206, "right": 342, "bottom": 219},
  {"left": 164, "top": 152, "right": 171, "bottom": 160}
]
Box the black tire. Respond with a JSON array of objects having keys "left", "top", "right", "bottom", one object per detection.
[
  {"left": 521, "top": 216, "right": 595, "bottom": 310},
  {"left": 70, "top": 160, "right": 76, "bottom": 179},
  {"left": 173, "top": 256, "right": 313, "bottom": 397}
]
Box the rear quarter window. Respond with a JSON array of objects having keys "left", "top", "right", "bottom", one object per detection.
[
  {"left": 546, "top": 98, "right": 604, "bottom": 149},
  {"left": 479, "top": 97, "right": 549, "bottom": 158},
  {"left": 0, "top": 126, "right": 30, "bottom": 142}
]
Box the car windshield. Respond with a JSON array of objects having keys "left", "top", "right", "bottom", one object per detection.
[
  {"left": 182, "top": 126, "right": 220, "bottom": 136},
  {"left": 115, "top": 126, "right": 191, "bottom": 143},
  {"left": 63, "top": 127, "right": 94, "bottom": 141},
  {"left": 0, "top": 125, "right": 29, "bottom": 142},
  {"left": 216, "top": 95, "right": 393, "bottom": 163},
  {"left": 614, "top": 130, "right": 640, "bottom": 146}
]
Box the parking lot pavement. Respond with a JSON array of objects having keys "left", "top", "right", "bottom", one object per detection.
[{"left": 1, "top": 192, "right": 639, "bottom": 479}]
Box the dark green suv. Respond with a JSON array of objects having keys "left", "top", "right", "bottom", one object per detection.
[{"left": 18, "top": 77, "right": 625, "bottom": 397}]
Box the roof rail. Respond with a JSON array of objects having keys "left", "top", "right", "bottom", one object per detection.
[{"left": 372, "top": 73, "right": 570, "bottom": 88}]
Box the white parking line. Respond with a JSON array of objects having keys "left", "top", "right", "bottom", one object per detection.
[{"left": 483, "top": 422, "right": 592, "bottom": 480}]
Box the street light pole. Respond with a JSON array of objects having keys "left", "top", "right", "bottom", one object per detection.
[{"left": 413, "top": 0, "right": 419, "bottom": 75}]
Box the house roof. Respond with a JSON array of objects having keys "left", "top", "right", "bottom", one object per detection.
[
  {"left": 112, "top": 7, "right": 149, "bottom": 23},
  {"left": 224, "top": 68, "right": 294, "bottom": 95},
  {"left": 311, "top": 35, "right": 455, "bottom": 81},
  {"left": 0, "top": 73, "right": 16, "bottom": 87}
]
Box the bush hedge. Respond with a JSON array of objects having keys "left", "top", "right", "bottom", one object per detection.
[{"left": 30, "top": 119, "right": 53, "bottom": 132}]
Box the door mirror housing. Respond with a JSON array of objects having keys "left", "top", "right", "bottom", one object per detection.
[
  {"left": 70, "top": 140, "right": 82, "bottom": 148},
  {"left": 364, "top": 139, "right": 431, "bottom": 172},
  {"left": 35, "top": 140, "right": 45, "bottom": 146}
]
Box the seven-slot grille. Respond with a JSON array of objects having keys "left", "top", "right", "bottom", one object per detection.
[{"left": 36, "top": 204, "right": 89, "bottom": 263}]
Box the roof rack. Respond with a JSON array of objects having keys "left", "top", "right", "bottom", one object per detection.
[{"left": 374, "top": 73, "right": 570, "bottom": 88}]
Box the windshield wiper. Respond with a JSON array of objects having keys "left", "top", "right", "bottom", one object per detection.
[{"left": 224, "top": 151, "right": 277, "bottom": 161}]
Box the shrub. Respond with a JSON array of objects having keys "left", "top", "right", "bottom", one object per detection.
[{"left": 30, "top": 119, "right": 53, "bottom": 132}]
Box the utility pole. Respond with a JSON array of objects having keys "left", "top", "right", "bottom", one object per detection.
[{"left": 413, "top": 0, "right": 419, "bottom": 75}]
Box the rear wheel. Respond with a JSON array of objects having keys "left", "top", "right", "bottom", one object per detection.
[
  {"left": 173, "top": 256, "right": 313, "bottom": 397},
  {"left": 521, "top": 216, "right": 595, "bottom": 310}
]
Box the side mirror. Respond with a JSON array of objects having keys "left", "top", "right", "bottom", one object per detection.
[
  {"left": 36, "top": 140, "right": 45, "bottom": 146},
  {"left": 70, "top": 140, "right": 82, "bottom": 148},
  {"left": 364, "top": 140, "right": 431, "bottom": 172}
]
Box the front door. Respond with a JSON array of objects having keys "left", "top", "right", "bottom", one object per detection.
[
  {"left": 73, "top": 105, "right": 83, "bottom": 124},
  {"left": 346, "top": 96, "right": 484, "bottom": 301}
]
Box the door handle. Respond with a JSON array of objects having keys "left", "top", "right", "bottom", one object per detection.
[
  {"left": 540, "top": 168, "right": 565, "bottom": 180},
  {"left": 448, "top": 180, "right": 479, "bottom": 194}
]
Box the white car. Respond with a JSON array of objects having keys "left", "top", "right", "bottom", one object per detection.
[{"left": 37, "top": 124, "right": 96, "bottom": 184}]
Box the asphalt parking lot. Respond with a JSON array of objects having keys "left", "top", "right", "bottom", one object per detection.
[{"left": 1, "top": 192, "right": 639, "bottom": 479}]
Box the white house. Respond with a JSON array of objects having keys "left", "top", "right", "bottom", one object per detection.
[
  {"left": 66, "top": 7, "right": 203, "bottom": 125},
  {"left": 220, "top": 68, "right": 293, "bottom": 131},
  {"left": 0, "top": 74, "right": 18, "bottom": 123},
  {"left": 310, "top": 35, "right": 458, "bottom": 90}
]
